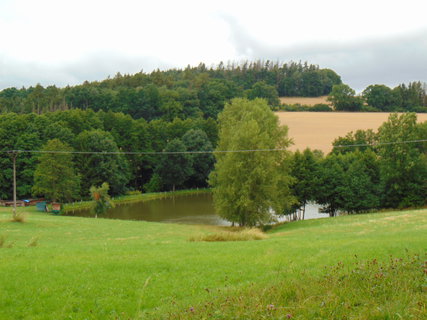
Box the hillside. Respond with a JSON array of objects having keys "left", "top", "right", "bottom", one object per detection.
[{"left": 0, "top": 206, "right": 425, "bottom": 319}]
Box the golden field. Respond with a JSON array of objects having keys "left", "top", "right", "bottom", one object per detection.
[
  {"left": 276, "top": 112, "right": 427, "bottom": 154},
  {"left": 279, "top": 96, "right": 330, "bottom": 106}
]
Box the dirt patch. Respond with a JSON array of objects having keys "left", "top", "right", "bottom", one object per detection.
[{"left": 276, "top": 112, "right": 427, "bottom": 153}]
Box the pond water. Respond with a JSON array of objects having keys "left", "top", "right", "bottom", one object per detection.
[{"left": 66, "top": 193, "right": 328, "bottom": 225}]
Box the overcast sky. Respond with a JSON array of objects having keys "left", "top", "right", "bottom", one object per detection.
[{"left": 1, "top": 0, "right": 427, "bottom": 91}]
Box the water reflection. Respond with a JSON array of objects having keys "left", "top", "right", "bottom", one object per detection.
[{"left": 67, "top": 193, "right": 327, "bottom": 225}]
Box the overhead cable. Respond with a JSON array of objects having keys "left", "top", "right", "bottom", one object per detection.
[{"left": 0, "top": 139, "right": 426, "bottom": 155}]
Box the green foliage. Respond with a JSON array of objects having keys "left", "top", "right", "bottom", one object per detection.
[
  {"left": 328, "top": 84, "right": 364, "bottom": 111},
  {"left": 377, "top": 113, "right": 427, "bottom": 208},
  {"left": 90, "top": 182, "right": 114, "bottom": 217},
  {"left": 182, "top": 129, "right": 214, "bottom": 187},
  {"left": 0, "top": 110, "right": 217, "bottom": 200},
  {"left": 74, "top": 130, "right": 130, "bottom": 196},
  {"left": 245, "top": 81, "right": 280, "bottom": 106},
  {"left": 32, "top": 139, "right": 80, "bottom": 202},
  {"left": 0, "top": 61, "right": 342, "bottom": 119},
  {"left": 209, "top": 98, "right": 295, "bottom": 226},
  {"left": 332, "top": 113, "right": 427, "bottom": 210},
  {"left": 363, "top": 84, "right": 395, "bottom": 111},
  {"left": 143, "top": 173, "right": 164, "bottom": 193},
  {"left": 289, "top": 149, "right": 322, "bottom": 219},
  {"left": 154, "top": 139, "right": 193, "bottom": 191}
]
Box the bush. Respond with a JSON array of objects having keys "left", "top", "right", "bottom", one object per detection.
[
  {"left": 311, "top": 104, "right": 333, "bottom": 112},
  {"left": 361, "top": 105, "right": 381, "bottom": 112}
]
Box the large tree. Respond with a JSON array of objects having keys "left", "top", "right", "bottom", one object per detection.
[
  {"left": 289, "top": 149, "right": 322, "bottom": 220},
  {"left": 209, "top": 98, "right": 295, "bottom": 227},
  {"left": 362, "top": 84, "right": 395, "bottom": 111},
  {"left": 153, "top": 138, "right": 193, "bottom": 192},
  {"left": 182, "top": 129, "right": 214, "bottom": 188},
  {"left": 328, "top": 84, "right": 363, "bottom": 111},
  {"left": 32, "top": 139, "right": 80, "bottom": 202},
  {"left": 74, "top": 130, "right": 130, "bottom": 196},
  {"left": 377, "top": 113, "right": 427, "bottom": 208}
]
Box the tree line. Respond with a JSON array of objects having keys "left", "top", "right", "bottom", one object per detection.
[
  {"left": 210, "top": 99, "right": 427, "bottom": 226},
  {"left": 0, "top": 102, "right": 425, "bottom": 225},
  {"left": 287, "top": 113, "right": 427, "bottom": 219},
  {"left": 0, "top": 61, "right": 342, "bottom": 119},
  {"left": 327, "top": 82, "right": 427, "bottom": 112},
  {"left": 0, "top": 109, "right": 217, "bottom": 201}
]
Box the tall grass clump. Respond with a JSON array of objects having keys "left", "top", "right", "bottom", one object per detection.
[
  {"left": 27, "top": 237, "right": 39, "bottom": 247},
  {"left": 190, "top": 228, "right": 267, "bottom": 242},
  {"left": 0, "top": 235, "right": 5, "bottom": 248},
  {"left": 11, "top": 212, "right": 27, "bottom": 223}
]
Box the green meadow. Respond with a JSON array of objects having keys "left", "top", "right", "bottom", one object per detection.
[{"left": 0, "top": 206, "right": 425, "bottom": 319}]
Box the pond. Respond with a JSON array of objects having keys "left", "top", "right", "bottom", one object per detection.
[{"left": 66, "top": 193, "right": 327, "bottom": 225}]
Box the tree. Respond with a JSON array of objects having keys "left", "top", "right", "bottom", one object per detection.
[
  {"left": 362, "top": 84, "right": 395, "bottom": 111},
  {"left": 377, "top": 113, "right": 427, "bottom": 208},
  {"left": 74, "top": 130, "right": 130, "bottom": 196},
  {"left": 32, "top": 139, "right": 80, "bottom": 202},
  {"left": 182, "top": 129, "right": 214, "bottom": 188},
  {"left": 209, "top": 98, "right": 295, "bottom": 227},
  {"left": 90, "top": 182, "right": 113, "bottom": 218},
  {"left": 245, "top": 81, "right": 280, "bottom": 106},
  {"left": 289, "top": 149, "right": 322, "bottom": 220},
  {"left": 314, "top": 153, "right": 346, "bottom": 217},
  {"left": 154, "top": 138, "right": 193, "bottom": 192},
  {"left": 328, "top": 84, "right": 363, "bottom": 111}
]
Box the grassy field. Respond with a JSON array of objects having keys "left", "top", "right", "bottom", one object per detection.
[
  {"left": 0, "top": 206, "right": 425, "bottom": 319},
  {"left": 276, "top": 112, "right": 427, "bottom": 153},
  {"left": 279, "top": 96, "right": 330, "bottom": 106}
]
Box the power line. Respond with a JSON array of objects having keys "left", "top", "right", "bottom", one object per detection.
[
  {"left": 1, "top": 139, "right": 426, "bottom": 155},
  {"left": 333, "top": 139, "right": 427, "bottom": 149},
  {"left": 2, "top": 148, "right": 289, "bottom": 155}
]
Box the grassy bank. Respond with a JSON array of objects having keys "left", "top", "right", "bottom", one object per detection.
[
  {"left": 62, "top": 188, "right": 211, "bottom": 213},
  {"left": 0, "top": 207, "right": 425, "bottom": 319}
]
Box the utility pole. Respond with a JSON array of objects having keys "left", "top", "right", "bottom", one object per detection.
[{"left": 11, "top": 151, "right": 18, "bottom": 219}]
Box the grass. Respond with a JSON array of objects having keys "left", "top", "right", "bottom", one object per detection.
[
  {"left": 189, "top": 228, "right": 267, "bottom": 242},
  {"left": 0, "top": 206, "right": 425, "bottom": 319}
]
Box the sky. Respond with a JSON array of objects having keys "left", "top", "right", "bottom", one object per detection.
[{"left": 1, "top": 0, "right": 427, "bottom": 92}]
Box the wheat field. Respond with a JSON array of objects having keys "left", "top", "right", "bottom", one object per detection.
[
  {"left": 279, "top": 96, "right": 330, "bottom": 106},
  {"left": 276, "top": 112, "right": 427, "bottom": 153}
]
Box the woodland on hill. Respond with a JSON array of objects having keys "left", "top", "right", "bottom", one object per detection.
[
  {"left": 0, "top": 61, "right": 341, "bottom": 118},
  {"left": 0, "top": 61, "right": 426, "bottom": 215}
]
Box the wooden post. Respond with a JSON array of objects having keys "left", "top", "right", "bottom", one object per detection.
[{"left": 12, "top": 151, "right": 17, "bottom": 219}]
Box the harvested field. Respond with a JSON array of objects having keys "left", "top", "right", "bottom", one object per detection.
[
  {"left": 279, "top": 96, "right": 330, "bottom": 106},
  {"left": 276, "top": 112, "right": 427, "bottom": 154}
]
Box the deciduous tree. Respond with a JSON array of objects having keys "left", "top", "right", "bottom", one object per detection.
[
  {"left": 33, "top": 139, "right": 80, "bottom": 202},
  {"left": 209, "top": 98, "right": 295, "bottom": 227}
]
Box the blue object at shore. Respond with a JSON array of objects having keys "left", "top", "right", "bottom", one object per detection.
[{"left": 36, "top": 202, "right": 47, "bottom": 212}]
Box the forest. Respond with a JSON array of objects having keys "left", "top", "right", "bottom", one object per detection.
[
  {"left": 0, "top": 61, "right": 426, "bottom": 216},
  {"left": 1, "top": 61, "right": 426, "bottom": 117},
  {"left": 0, "top": 61, "right": 342, "bottom": 118}
]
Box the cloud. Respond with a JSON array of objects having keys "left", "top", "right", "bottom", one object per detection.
[
  {"left": 222, "top": 15, "right": 427, "bottom": 91},
  {"left": 0, "top": 52, "right": 170, "bottom": 89}
]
